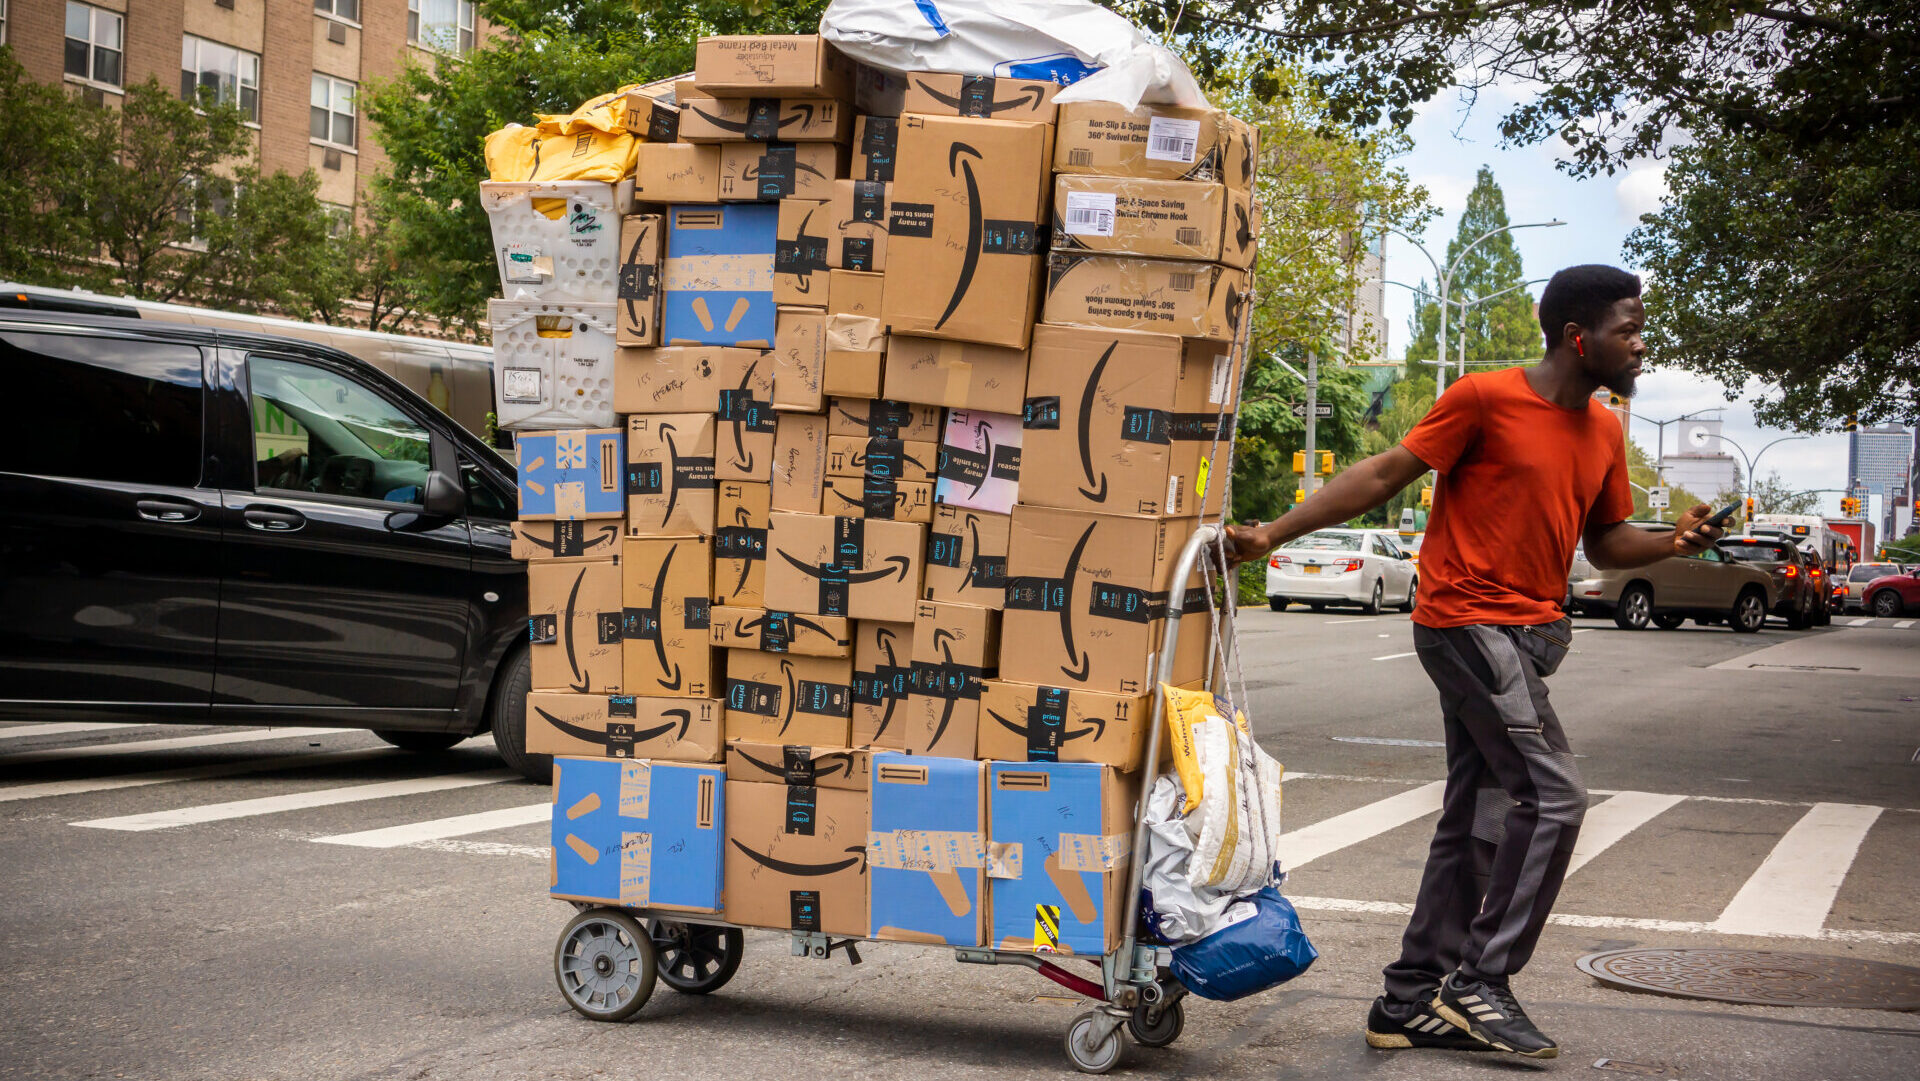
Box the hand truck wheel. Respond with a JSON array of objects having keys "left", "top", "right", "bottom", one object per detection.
[
  {"left": 647, "top": 918, "right": 744, "bottom": 994},
  {"left": 1065, "top": 1010, "right": 1126, "bottom": 1074},
  {"left": 554, "top": 907, "right": 657, "bottom": 1022},
  {"left": 1127, "top": 997, "right": 1184, "bottom": 1048}
]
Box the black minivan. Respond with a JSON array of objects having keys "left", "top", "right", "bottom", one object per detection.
[{"left": 0, "top": 309, "right": 544, "bottom": 780}]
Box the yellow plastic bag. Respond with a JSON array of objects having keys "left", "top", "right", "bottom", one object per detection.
[
  {"left": 535, "top": 85, "right": 642, "bottom": 137},
  {"left": 1161, "top": 684, "right": 1253, "bottom": 814},
  {"left": 483, "top": 123, "right": 636, "bottom": 183}
]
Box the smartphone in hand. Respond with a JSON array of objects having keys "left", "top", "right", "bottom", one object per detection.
[{"left": 1702, "top": 502, "right": 1741, "bottom": 529}]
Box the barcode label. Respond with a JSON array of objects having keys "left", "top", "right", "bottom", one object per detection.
[
  {"left": 1062, "top": 191, "right": 1117, "bottom": 238},
  {"left": 1168, "top": 271, "right": 1197, "bottom": 291},
  {"left": 1145, "top": 116, "right": 1201, "bottom": 164},
  {"left": 1068, "top": 148, "right": 1093, "bottom": 166},
  {"left": 1175, "top": 227, "right": 1202, "bottom": 245},
  {"left": 1209, "top": 352, "right": 1231, "bottom": 404}
]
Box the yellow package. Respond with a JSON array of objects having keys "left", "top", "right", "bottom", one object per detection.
[
  {"left": 1160, "top": 683, "right": 1252, "bottom": 814},
  {"left": 536, "top": 85, "right": 642, "bottom": 137},
  {"left": 483, "top": 123, "right": 637, "bottom": 183}
]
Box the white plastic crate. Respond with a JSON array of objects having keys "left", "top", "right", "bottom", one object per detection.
[
  {"left": 481, "top": 179, "right": 634, "bottom": 304},
  {"left": 489, "top": 299, "right": 618, "bottom": 431}
]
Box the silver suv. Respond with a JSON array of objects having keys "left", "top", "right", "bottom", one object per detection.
[{"left": 1567, "top": 524, "right": 1776, "bottom": 633}]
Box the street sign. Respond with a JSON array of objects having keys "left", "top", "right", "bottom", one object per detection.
[
  {"left": 1290, "top": 402, "right": 1333, "bottom": 418},
  {"left": 1648, "top": 486, "right": 1670, "bottom": 510}
]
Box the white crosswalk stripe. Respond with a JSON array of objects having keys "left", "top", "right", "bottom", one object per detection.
[
  {"left": 1279, "top": 780, "right": 1445, "bottom": 869},
  {"left": 0, "top": 722, "right": 147, "bottom": 742},
  {"left": 312, "top": 802, "right": 549, "bottom": 849},
  {"left": 0, "top": 747, "right": 392, "bottom": 803},
  {"left": 1566, "top": 790, "right": 1686, "bottom": 876},
  {"left": 0, "top": 727, "right": 337, "bottom": 765},
  {"left": 1896, "top": 620, "right": 1915, "bottom": 629},
  {"left": 1847, "top": 616, "right": 1875, "bottom": 626},
  {"left": 1713, "top": 802, "right": 1884, "bottom": 937},
  {"left": 73, "top": 770, "right": 515, "bottom": 832}
]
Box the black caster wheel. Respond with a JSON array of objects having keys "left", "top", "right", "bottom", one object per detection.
[
  {"left": 1065, "top": 1010, "right": 1125, "bottom": 1074},
  {"left": 554, "top": 907, "right": 657, "bottom": 1022},
  {"left": 648, "top": 919, "right": 744, "bottom": 994},
  {"left": 1128, "top": 998, "right": 1185, "bottom": 1048}
]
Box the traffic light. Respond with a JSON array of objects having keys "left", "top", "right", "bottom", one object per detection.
[
  {"left": 1292, "top": 450, "right": 1306, "bottom": 474},
  {"left": 1745, "top": 497, "right": 1755, "bottom": 521},
  {"left": 1318, "top": 450, "right": 1334, "bottom": 476},
  {"left": 1294, "top": 487, "right": 1307, "bottom": 505},
  {"left": 1608, "top": 392, "right": 1625, "bottom": 407},
  {"left": 1841, "top": 496, "right": 1861, "bottom": 516},
  {"left": 1419, "top": 485, "right": 1433, "bottom": 508},
  {"left": 1844, "top": 414, "right": 1859, "bottom": 432}
]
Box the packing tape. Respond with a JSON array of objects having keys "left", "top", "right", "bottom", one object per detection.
[
  {"left": 824, "top": 313, "right": 881, "bottom": 352},
  {"left": 986, "top": 841, "right": 1023, "bottom": 880},
  {"left": 619, "top": 830, "right": 652, "bottom": 906},
  {"left": 937, "top": 341, "right": 972, "bottom": 404},
  {"left": 865, "top": 829, "right": 985, "bottom": 873},
  {"left": 1055, "top": 832, "right": 1130, "bottom": 873},
  {"left": 618, "top": 761, "right": 651, "bottom": 818}
]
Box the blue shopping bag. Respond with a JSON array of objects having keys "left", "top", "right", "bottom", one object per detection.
[{"left": 1169, "top": 888, "right": 1318, "bottom": 1001}]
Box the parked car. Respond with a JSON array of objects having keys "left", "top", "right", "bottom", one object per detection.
[
  {"left": 1719, "top": 535, "right": 1827, "bottom": 628},
  {"left": 1266, "top": 528, "right": 1417, "bottom": 614},
  {"left": 1566, "top": 524, "right": 1776, "bottom": 633},
  {"left": 1837, "top": 562, "right": 1902, "bottom": 613},
  {"left": 1862, "top": 570, "right": 1920, "bottom": 617},
  {"left": 0, "top": 309, "right": 543, "bottom": 780}
]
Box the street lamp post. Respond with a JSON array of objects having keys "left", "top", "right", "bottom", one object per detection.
[
  {"left": 1380, "top": 220, "right": 1565, "bottom": 398},
  {"left": 1712, "top": 432, "right": 1813, "bottom": 532},
  {"left": 1618, "top": 408, "right": 1723, "bottom": 520}
]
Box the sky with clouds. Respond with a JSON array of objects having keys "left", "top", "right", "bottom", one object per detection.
[{"left": 1378, "top": 87, "right": 1889, "bottom": 522}]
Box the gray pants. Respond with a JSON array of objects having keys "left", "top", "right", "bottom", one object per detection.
[{"left": 1382, "top": 618, "right": 1588, "bottom": 1006}]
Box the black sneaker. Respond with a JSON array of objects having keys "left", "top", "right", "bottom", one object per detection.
[
  {"left": 1431, "top": 972, "right": 1559, "bottom": 1058},
  {"left": 1363, "top": 996, "right": 1493, "bottom": 1051}
]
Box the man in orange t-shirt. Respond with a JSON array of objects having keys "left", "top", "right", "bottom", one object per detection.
[{"left": 1226, "top": 266, "right": 1724, "bottom": 1059}]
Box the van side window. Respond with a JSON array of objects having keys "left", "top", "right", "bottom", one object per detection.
[
  {"left": 460, "top": 456, "right": 511, "bottom": 519},
  {"left": 247, "top": 354, "right": 430, "bottom": 504},
  {"left": 1, "top": 331, "right": 203, "bottom": 486}
]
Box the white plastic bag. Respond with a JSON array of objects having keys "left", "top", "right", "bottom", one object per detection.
[{"left": 819, "top": 0, "right": 1206, "bottom": 110}]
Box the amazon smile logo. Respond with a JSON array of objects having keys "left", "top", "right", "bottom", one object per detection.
[
  {"left": 913, "top": 78, "right": 1047, "bottom": 117},
  {"left": 987, "top": 707, "right": 1105, "bottom": 743},
  {"left": 533, "top": 705, "right": 691, "bottom": 750},
  {"left": 1076, "top": 343, "right": 1117, "bottom": 502},
  {"left": 1004, "top": 522, "right": 1096, "bottom": 681},
  {"left": 729, "top": 840, "right": 866, "bottom": 877},
  {"left": 936, "top": 141, "right": 984, "bottom": 330},
  {"left": 775, "top": 549, "right": 913, "bottom": 585}
]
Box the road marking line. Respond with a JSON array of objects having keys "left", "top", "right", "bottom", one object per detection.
[
  {"left": 1287, "top": 897, "right": 1920, "bottom": 945},
  {"left": 1279, "top": 781, "right": 1445, "bottom": 869},
  {"left": 0, "top": 722, "right": 147, "bottom": 742},
  {"left": 313, "top": 802, "right": 549, "bottom": 848},
  {"left": 1323, "top": 618, "right": 1375, "bottom": 624},
  {"left": 1372, "top": 651, "right": 1419, "bottom": 661},
  {"left": 1896, "top": 620, "right": 1915, "bottom": 629},
  {"left": 1571, "top": 628, "right": 1593, "bottom": 634},
  {"left": 1712, "top": 802, "right": 1883, "bottom": 938},
  {"left": 72, "top": 770, "right": 515, "bottom": 832},
  {"left": 0, "top": 727, "right": 337, "bottom": 765},
  {"left": 407, "top": 838, "right": 547, "bottom": 859},
  {"left": 1566, "top": 791, "right": 1685, "bottom": 876},
  {"left": 1848, "top": 617, "right": 1874, "bottom": 627},
  {"left": 0, "top": 748, "right": 392, "bottom": 803}
]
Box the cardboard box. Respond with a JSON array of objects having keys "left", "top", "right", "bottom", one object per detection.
[
  {"left": 1053, "top": 102, "right": 1259, "bottom": 189},
  {"left": 763, "top": 511, "right": 925, "bottom": 622},
  {"left": 511, "top": 519, "right": 623, "bottom": 562},
  {"left": 826, "top": 436, "right": 939, "bottom": 485},
  {"left": 613, "top": 345, "right": 763, "bottom": 415},
  {"left": 852, "top": 114, "right": 898, "bottom": 181},
  {"left": 552, "top": 758, "right": 724, "bottom": 911},
  {"left": 882, "top": 115, "right": 1053, "bottom": 350},
  {"left": 1021, "top": 325, "right": 1231, "bottom": 516},
  {"left": 622, "top": 85, "right": 682, "bottom": 144},
  {"left": 773, "top": 198, "right": 831, "bottom": 306},
  {"left": 517, "top": 428, "right": 625, "bottom": 520},
  {"left": 977, "top": 681, "right": 1152, "bottom": 770},
  {"left": 709, "top": 606, "right": 851, "bottom": 658},
  {"left": 713, "top": 481, "right": 771, "bottom": 606},
  {"left": 869, "top": 753, "right": 988, "bottom": 946},
  {"left": 694, "top": 35, "right": 854, "bottom": 99},
  {"left": 1002, "top": 505, "right": 1206, "bottom": 695},
  {"left": 723, "top": 779, "right": 867, "bottom": 937},
  {"left": 621, "top": 536, "right": 716, "bottom": 697},
  {"left": 853, "top": 63, "right": 908, "bottom": 118},
  {"left": 1051, "top": 175, "right": 1257, "bottom": 268},
  {"left": 718, "top": 142, "right": 847, "bottom": 202},
  {"left": 714, "top": 351, "right": 778, "bottom": 483},
  {"left": 726, "top": 740, "right": 869, "bottom": 791},
  {"left": 901, "top": 72, "right": 1060, "bottom": 123},
  {"left": 529, "top": 559, "right": 623, "bottom": 693},
  {"left": 772, "top": 306, "right": 826, "bottom": 411},
  {"left": 677, "top": 94, "right": 851, "bottom": 142},
  {"left": 1042, "top": 253, "right": 1248, "bottom": 342},
  {"left": 633, "top": 142, "right": 719, "bottom": 204},
  {"left": 821, "top": 475, "right": 933, "bottom": 524},
  {"left": 881, "top": 335, "right": 1027, "bottom": 414},
  {"left": 616, "top": 214, "right": 663, "bottom": 346},
  {"left": 904, "top": 601, "right": 1000, "bottom": 757},
  {"left": 851, "top": 619, "right": 914, "bottom": 748},
  {"left": 828, "top": 268, "right": 885, "bottom": 316},
  {"left": 625, "top": 413, "right": 718, "bottom": 537},
  {"left": 823, "top": 317, "right": 885, "bottom": 399},
  {"left": 828, "top": 397, "right": 942, "bottom": 441},
  {"left": 770, "top": 410, "right": 829, "bottom": 513},
  {"left": 527, "top": 692, "right": 724, "bottom": 762},
  {"left": 723, "top": 647, "right": 854, "bottom": 746},
  {"left": 987, "top": 761, "right": 1133, "bottom": 954},
  {"left": 663, "top": 203, "right": 778, "bottom": 348},
  {"left": 825, "top": 180, "right": 890, "bottom": 272},
  {"left": 934, "top": 409, "right": 1022, "bottom": 515},
  {"left": 923, "top": 505, "right": 1011, "bottom": 609}
]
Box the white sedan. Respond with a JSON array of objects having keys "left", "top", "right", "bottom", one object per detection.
[{"left": 1265, "top": 528, "right": 1418, "bottom": 614}]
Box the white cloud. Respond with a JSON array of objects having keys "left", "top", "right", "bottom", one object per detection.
[{"left": 1616, "top": 162, "right": 1669, "bottom": 221}]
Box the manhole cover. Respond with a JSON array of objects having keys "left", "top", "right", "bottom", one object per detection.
[{"left": 1578, "top": 948, "right": 1920, "bottom": 1009}]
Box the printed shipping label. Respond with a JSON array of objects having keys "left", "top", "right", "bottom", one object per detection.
[
  {"left": 1145, "top": 116, "right": 1202, "bottom": 164},
  {"left": 503, "top": 243, "right": 549, "bottom": 283},
  {"left": 1209, "top": 352, "right": 1232, "bottom": 405},
  {"left": 1062, "top": 191, "right": 1117, "bottom": 238},
  {"left": 502, "top": 368, "right": 543, "bottom": 403}
]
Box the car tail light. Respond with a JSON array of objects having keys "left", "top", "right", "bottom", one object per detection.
[
  {"left": 1269, "top": 554, "right": 1290, "bottom": 568},
  {"left": 1783, "top": 565, "right": 1798, "bottom": 578},
  {"left": 1337, "top": 558, "right": 1363, "bottom": 572}
]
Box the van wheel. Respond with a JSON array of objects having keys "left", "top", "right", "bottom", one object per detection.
[
  {"left": 489, "top": 648, "right": 549, "bottom": 783},
  {"left": 1398, "top": 577, "right": 1418, "bottom": 613},
  {"left": 1268, "top": 596, "right": 1289, "bottom": 612},
  {"left": 1652, "top": 613, "right": 1685, "bottom": 630},
  {"left": 1731, "top": 589, "right": 1767, "bottom": 633},
  {"left": 373, "top": 730, "right": 467, "bottom": 752},
  {"left": 1613, "top": 583, "right": 1653, "bottom": 630}
]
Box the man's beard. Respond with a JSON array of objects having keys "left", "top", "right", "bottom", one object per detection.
[{"left": 1602, "top": 366, "right": 1639, "bottom": 398}]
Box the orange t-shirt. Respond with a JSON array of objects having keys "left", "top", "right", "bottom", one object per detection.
[{"left": 1399, "top": 367, "right": 1636, "bottom": 628}]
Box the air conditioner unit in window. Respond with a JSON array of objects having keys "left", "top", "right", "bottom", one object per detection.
[
  {"left": 83, "top": 87, "right": 105, "bottom": 107},
  {"left": 217, "top": 0, "right": 235, "bottom": 9},
  {"left": 328, "top": 20, "right": 347, "bottom": 44},
  {"left": 323, "top": 148, "right": 343, "bottom": 171}
]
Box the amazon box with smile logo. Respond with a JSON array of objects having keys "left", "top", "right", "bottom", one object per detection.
[
  {"left": 1051, "top": 176, "right": 1258, "bottom": 269},
  {"left": 677, "top": 94, "right": 852, "bottom": 143},
  {"left": 726, "top": 740, "right": 870, "bottom": 791},
  {"left": 868, "top": 753, "right": 988, "bottom": 946},
  {"left": 882, "top": 115, "right": 1053, "bottom": 350},
  {"left": 903, "top": 600, "right": 1000, "bottom": 758},
  {"left": 923, "top": 505, "right": 1011, "bottom": 610},
  {"left": 773, "top": 198, "right": 830, "bottom": 306},
  {"left": 901, "top": 72, "right": 1061, "bottom": 124},
  {"left": 713, "top": 350, "right": 777, "bottom": 483},
  {"left": 987, "top": 761, "right": 1135, "bottom": 954},
  {"left": 621, "top": 537, "right": 716, "bottom": 697},
  {"left": 625, "top": 413, "right": 718, "bottom": 536},
  {"left": 511, "top": 520, "right": 623, "bottom": 563},
  {"left": 551, "top": 758, "right": 724, "bottom": 912},
  {"left": 975, "top": 682, "right": 1151, "bottom": 771},
  {"left": 763, "top": 511, "right": 926, "bottom": 622},
  {"left": 1042, "top": 253, "right": 1248, "bottom": 342},
  {"left": 770, "top": 411, "right": 829, "bottom": 512},
  {"left": 708, "top": 605, "right": 851, "bottom": 658},
  {"left": 723, "top": 779, "right": 868, "bottom": 937},
  {"left": 526, "top": 692, "right": 723, "bottom": 762},
  {"left": 614, "top": 345, "right": 761, "bottom": 415},
  {"left": 718, "top": 141, "right": 847, "bottom": 202},
  {"left": 882, "top": 334, "right": 1028, "bottom": 415},
  {"left": 1001, "top": 506, "right": 1207, "bottom": 696},
  {"left": 529, "top": 560, "right": 624, "bottom": 694},
  {"left": 935, "top": 409, "right": 1022, "bottom": 516},
  {"left": 851, "top": 619, "right": 914, "bottom": 748},
  {"left": 713, "top": 481, "right": 770, "bottom": 606},
  {"left": 723, "top": 647, "right": 854, "bottom": 747}
]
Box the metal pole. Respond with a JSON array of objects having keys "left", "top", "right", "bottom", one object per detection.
[
  {"left": 1435, "top": 276, "right": 1449, "bottom": 400},
  {"left": 1302, "top": 350, "right": 1319, "bottom": 494}
]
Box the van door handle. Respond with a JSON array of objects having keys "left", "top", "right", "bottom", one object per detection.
[
  {"left": 243, "top": 508, "right": 306, "bottom": 533},
  {"left": 136, "top": 499, "right": 200, "bottom": 523}
]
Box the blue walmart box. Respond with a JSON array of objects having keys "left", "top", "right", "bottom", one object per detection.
[
  {"left": 516, "top": 428, "right": 625, "bottom": 519},
  {"left": 987, "top": 761, "right": 1134, "bottom": 955},
  {"left": 869, "top": 753, "right": 986, "bottom": 946},
  {"left": 551, "top": 757, "right": 725, "bottom": 912},
  {"left": 663, "top": 204, "right": 778, "bottom": 348}
]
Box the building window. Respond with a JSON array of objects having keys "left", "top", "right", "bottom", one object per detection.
[
  {"left": 314, "top": 0, "right": 359, "bottom": 21},
  {"left": 175, "top": 177, "right": 236, "bottom": 250},
  {"left": 323, "top": 203, "right": 354, "bottom": 238},
  {"left": 310, "top": 74, "right": 356, "bottom": 148},
  {"left": 64, "top": 2, "right": 123, "bottom": 88},
  {"left": 408, "top": 0, "right": 474, "bottom": 56},
  {"left": 181, "top": 36, "right": 261, "bottom": 123}
]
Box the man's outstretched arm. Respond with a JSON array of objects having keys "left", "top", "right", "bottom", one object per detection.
[
  {"left": 1223, "top": 445, "right": 1432, "bottom": 564},
  {"left": 1583, "top": 503, "right": 1724, "bottom": 569}
]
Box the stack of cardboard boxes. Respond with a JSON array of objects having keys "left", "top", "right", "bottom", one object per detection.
[{"left": 507, "top": 34, "right": 1259, "bottom": 953}]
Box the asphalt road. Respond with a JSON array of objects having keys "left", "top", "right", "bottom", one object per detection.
[{"left": 3, "top": 610, "right": 1917, "bottom": 1080}]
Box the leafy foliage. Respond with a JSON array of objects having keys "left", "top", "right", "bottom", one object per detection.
[{"left": 1403, "top": 166, "right": 1540, "bottom": 370}]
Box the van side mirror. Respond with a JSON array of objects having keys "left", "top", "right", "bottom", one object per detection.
[{"left": 423, "top": 470, "right": 465, "bottom": 517}]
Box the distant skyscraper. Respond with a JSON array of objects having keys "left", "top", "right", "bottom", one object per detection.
[{"left": 1849, "top": 422, "right": 1913, "bottom": 533}]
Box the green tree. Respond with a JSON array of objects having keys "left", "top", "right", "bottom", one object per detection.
[
  {"left": 1625, "top": 439, "right": 1704, "bottom": 522},
  {"left": 1404, "top": 166, "right": 1539, "bottom": 370},
  {"left": 189, "top": 168, "right": 339, "bottom": 316},
  {"left": 0, "top": 47, "right": 93, "bottom": 284},
  {"left": 1362, "top": 369, "right": 1435, "bottom": 526}
]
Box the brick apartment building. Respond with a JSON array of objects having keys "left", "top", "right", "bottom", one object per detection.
[{"left": 4, "top": 0, "right": 488, "bottom": 223}]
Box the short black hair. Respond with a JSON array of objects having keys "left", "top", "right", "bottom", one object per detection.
[{"left": 1538, "top": 265, "right": 1642, "bottom": 348}]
